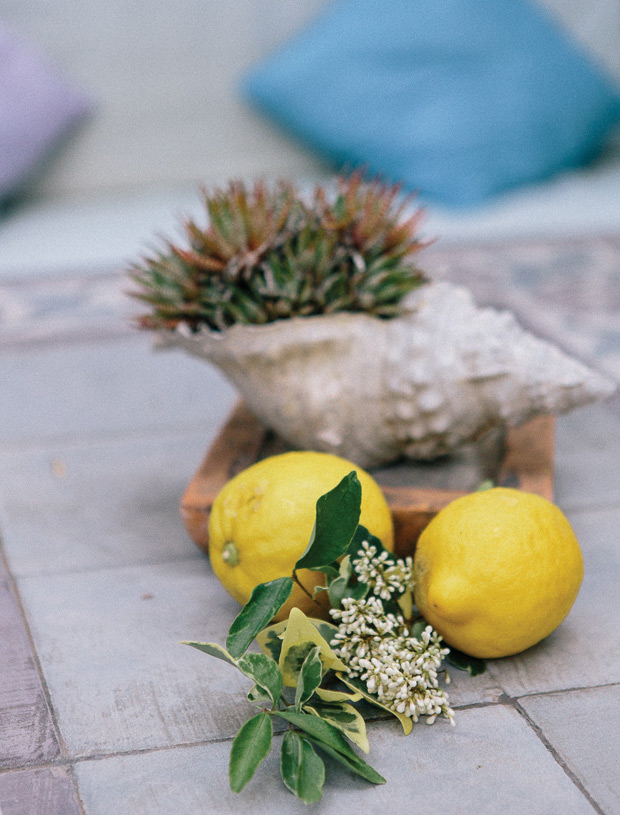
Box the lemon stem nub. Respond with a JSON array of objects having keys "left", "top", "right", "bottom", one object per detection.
[{"left": 222, "top": 541, "right": 239, "bottom": 567}]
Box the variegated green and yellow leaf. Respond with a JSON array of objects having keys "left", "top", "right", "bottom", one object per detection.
[
  {"left": 304, "top": 701, "right": 370, "bottom": 754},
  {"left": 256, "top": 620, "right": 288, "bottom": 662},
  {"left": 279, "top": 608, "right": 347, "bottom": 687},
  {"left": 336, "top": 673, "right": 413, "bottom": 736},
  {"left": 314, "top": 687, "right": 363, "bottom": 704}
]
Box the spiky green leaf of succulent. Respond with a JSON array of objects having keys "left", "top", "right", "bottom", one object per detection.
[{"left": 128, "top": 171, "right": 429, "bottom": 332}]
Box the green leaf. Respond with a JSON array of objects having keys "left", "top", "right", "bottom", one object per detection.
[
  {"left": 247, "top": 684, "right": 274, "bottom": 706},
  {"left": 295, "top": 646, "right": 322, "bottom": 711},
  {"left": 336, "top": 673, "right": 413, "bottom": 736},
  {"left": 445, "top": 647, "right": 486, "bottom": 676},
  {"left": 308, "top": 564, "right": 340, "bottom": 581},
  {"left": 295, "top": 472, "right": 362, "bottom": 570},
  {"left": 346, "top": 582, "right": 370, "bottom": 602},
  {"left": 273, "top": 709, "right": 382, "bottom": 783},
  {"left": 182, "top": 641, "right": 237, "bottom": 667},
  {"left": 338, "top": 555, "right": 353, "bottom": 581},
  {"left": 476, "top": 479, "right": 495, "bottom": 492},
  {"left": 275, "top": 710, "right": 355, "bottom": 755},
  {"left": 408, "top": 619, "right": 428, "bottom": 640},
  {"left": 301, "top": 736, "right": 386, "bottom": 786},
  {"left": 327, "top": 575, "right": 349, "bottom": 609},
  {"left": 312, "top": 619, "right": 340, "bottom": 643},
  {"left": 346, "top": 524, "right": 391, "bottom": 560},
  {"left": 226, "top": 577, "right": 293, "bottom": 659},
  {"left": 280, "top": 731, "right": 325, "bottom": 803},
  {"left": 237, "top": 652, "right": 283, "bottom": 706},
  {"left": 256, "top": 620, "right": 287, "bottom": 663},
  {"left": 229, "top": 713, "right": 273, "bottom": 793},
  {"left": 304, "top": 701, "right": 370, "bottom": 753}
]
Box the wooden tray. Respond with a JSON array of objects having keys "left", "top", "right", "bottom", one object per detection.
[{"left": 181, "top": 402, "right": 555, "bottom": 558}]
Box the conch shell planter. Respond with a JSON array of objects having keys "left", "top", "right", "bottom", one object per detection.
[{"left": 155, "top": 281, "right": 615, "bottom": 469}]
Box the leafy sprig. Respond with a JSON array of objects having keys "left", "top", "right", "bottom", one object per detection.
[{"left": 184, "top": 472, "right": 484, "bottom": 802}]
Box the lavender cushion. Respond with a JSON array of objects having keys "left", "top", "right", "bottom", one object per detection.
[{"left": 0, "top": 25, "right": 92, "bottom": 199}]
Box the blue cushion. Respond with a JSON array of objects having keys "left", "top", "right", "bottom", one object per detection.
[{"left": 242, "top": 0, "right": 620, "bottom": 207}]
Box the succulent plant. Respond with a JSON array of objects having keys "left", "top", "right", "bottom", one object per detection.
[{"left": 128, "top": 172, "right": 429, "bottom": 332}]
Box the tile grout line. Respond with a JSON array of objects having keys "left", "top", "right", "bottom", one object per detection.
[
  {"left": 512, "top": 700, "right": 606, "bottom": 815},
  {"left": 509, "top": 679, "right": 620, "bottom": 701},
  {"left": 0, "top": 730, "right": 262, "bottom": 775},
  {"left": 442, "top": 678, "right": 620, "bottom": 712},
  {"left": 0, "top": 539, "right": 89, "bottom": 813},
  {"left": 66, "top": 765, "right": 88, "bottom": 815},
  {"left": 4, "top": 704, "right": 520, "bottom": 776},
  {"left": 0, "top": 541, "right": 71, "bottom": 762},
  {"left": 0, "top": 687, "right": 615, "bottom": 803}
]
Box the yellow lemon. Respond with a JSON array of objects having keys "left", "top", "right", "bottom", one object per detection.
[
  {"left": 208, "top": 451, "right": 394, "bottom": 620},
  {"left": 413, "top": 487, "right": 583, "bottom": 658}
]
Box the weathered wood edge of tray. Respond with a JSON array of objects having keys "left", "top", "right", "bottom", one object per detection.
[{"left": 181, "top": 401, "right": 555, "bottom": 559}]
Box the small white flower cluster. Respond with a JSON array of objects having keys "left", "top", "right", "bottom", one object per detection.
[
  {"left": 330, "top": 543, "right": 455, "bottom": 726},
  {"left": 353, "top": 541, "right": 414, "bottom": 600}
]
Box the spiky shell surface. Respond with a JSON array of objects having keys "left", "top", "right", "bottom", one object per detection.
[{"left": 155, "top": 282, "right": 615, "bottom": 468}]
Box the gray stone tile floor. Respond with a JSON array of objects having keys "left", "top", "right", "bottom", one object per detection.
[{"left": 1, "top": 230, "right": 620, "bottom": 813}]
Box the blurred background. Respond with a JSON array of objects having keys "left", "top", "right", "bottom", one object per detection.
[
  {"left": 2, "top": 0, "right": 620, "bottom": 205},
  {"left": 1, "top": 0, "right": 619, "bottom": 274},
  {"left": 1, "top": 0, "right": 331, "bottom": 202}
]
